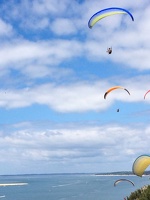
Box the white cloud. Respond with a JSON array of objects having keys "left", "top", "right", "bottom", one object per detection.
[
  {"left": 0, "top": 121, "right": 147, "bottom": 173},
  {"left": 0, "top": 39, "right": 83, "bottom": 70},
  {"left": 31, "top": 0, "right": 71, "bottom": 16},
  {"left": 0, "top": 18, "right": 14, "bottom": 37},
  {"left": 0, "top": 75, "right": 148, "bottom": 111},
  {"left": 51, "top": 18, "right": 77, "bottom": 35}
]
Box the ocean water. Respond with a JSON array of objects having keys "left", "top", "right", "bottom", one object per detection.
[{"left": 0, "top": 174, "right": 149, "bottom": 200}]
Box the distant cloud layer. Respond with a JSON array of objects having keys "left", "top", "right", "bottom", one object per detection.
[{"left": 0, "top": 121, "right": 148, "bottom": 174}]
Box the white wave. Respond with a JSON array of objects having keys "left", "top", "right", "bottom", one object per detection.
[
  {"left": 52, "top": 181, "right": 80, "bottom": 188},
  {"left": 0, "top": 195, "right": 5, "bottom": 198},
  {"left": 0, "top": 183, "right": 28, "bottom": 187}
]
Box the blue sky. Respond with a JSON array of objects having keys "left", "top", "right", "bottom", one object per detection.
[{"left": 0, "top": 0, "right": 150, "bottom": 175}]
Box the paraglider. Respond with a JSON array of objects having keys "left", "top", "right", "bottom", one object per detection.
[
  {"left": 106, "top": 47, "right": 112, "bottom": 54},
  {"left": 88, "top": 7, "right": 134, "bottom": 29},
  {"left": 104, "top": 86, "right": 130, "bottom": 99},
  {"left": 144, "top": 90, "right": 150, "bottom": 99},
  {"left": 117, "top": 109, "right": 119, "bottom": 112},
  {"left": 114, "top": 179, "right": 135, "bottom": 187},
  {"left": 132, "top": 155, "right": 150, "bottom": 177}
]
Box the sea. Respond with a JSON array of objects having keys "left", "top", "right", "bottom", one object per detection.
[{"left": 0, "top": 174, "right": 149, "bottom": 200}]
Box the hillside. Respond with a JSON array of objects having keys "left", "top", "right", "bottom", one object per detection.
[{"left": 127, "top": 185, "right": 150, "bottom": 200}]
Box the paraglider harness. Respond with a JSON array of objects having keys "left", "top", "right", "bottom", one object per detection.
[{"left": 106, "top": 47, "right": 112, "bottom": 54}]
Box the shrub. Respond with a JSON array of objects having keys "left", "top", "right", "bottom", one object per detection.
[{"left": 127, "top": 185, "right": 150, "bottom": 200}]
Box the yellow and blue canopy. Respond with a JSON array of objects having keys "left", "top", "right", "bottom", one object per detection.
[{"left": 88, "top": 7, "right": 134, "bottom": 29}]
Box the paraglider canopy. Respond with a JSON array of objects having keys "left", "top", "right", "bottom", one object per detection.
[
  {"left": 88, "top": 7, "right": 134, "bottom": 29},
  {"left": 144, "top": 90, "right": 150, "bottom": 99},
  {"left": 114, "top": 179, "right": 135, "bottom": 187},
  {"left": 132, "top": 155, "right": 150, "bottom": 177},
  {"left": 104, "top": 86, "right": 130, "bottom": 99}
]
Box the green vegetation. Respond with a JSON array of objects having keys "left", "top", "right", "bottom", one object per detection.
[
  {"left": 95, "top": 171, "right": 134, "bottom": 176},
  {"left": 127, "top": 185, "right": 150, "bottom": 200}
]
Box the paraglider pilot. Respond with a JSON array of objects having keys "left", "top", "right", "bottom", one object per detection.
[{"left": 106, "top": 47, "right": 112, "bottom": 54}]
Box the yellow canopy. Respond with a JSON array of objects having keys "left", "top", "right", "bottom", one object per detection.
[{"left": 132, "top": 155, "right": 150, "bottom": 177}]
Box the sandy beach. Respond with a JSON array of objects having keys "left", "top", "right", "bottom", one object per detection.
[{"left": 0, "top": 183, "right": 28, "bottom": 186}]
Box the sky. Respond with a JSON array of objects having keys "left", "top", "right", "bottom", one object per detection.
[{"left": 0, "top": 0, "right": 150, "bottom": 175}]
